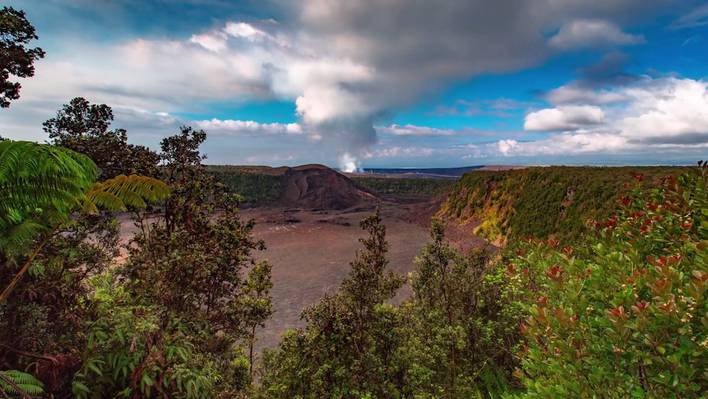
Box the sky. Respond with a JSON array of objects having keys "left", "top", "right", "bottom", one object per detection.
[{"left": 2, "top": 0, "right": 708, "bottom": 170}]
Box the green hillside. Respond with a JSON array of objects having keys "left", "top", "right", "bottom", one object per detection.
[
  {"left": 351, "top": 176, "right": 454, "bottom": 198},
  {"left": 441, "top": 166, "right": 686, "bottom": 243},
  {"left": 207, "top": 165, "right": 283, "bottom": 204}
]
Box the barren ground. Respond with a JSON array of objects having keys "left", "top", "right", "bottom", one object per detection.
[
  {"left": 243, "top": 201, "right": 433, "bottom": 351},
  {"left": 119, "top": 198, "right": 486, "bottom": 353}
]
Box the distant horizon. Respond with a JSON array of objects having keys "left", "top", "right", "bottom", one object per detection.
[{"left": 204, "top": 161, "right": 699, "bottom": 170}]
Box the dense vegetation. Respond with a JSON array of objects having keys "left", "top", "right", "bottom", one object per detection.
[
  {"left": 351, "top": 176, "right": 454, "bottom": 199},
  {"left": 442, "top": 167, "right": 685, "bottom": 243},
  {"left": 1, "top": 97, "right": 274, "bottom": 398},
  {"left": 207, "top": 166, "right": 283, "bottom": 205},
  {"left": 259, "top": 166, "right": 707, "bottom": 398},
  {"left": 509, "top": 169, "right": 708, "bottom": 396},
  {"left": 1, "top": 8, "right": 706, "bottom": 398},
  {"left": 259, "top": 216, "right": 520, "bottom": 398}
]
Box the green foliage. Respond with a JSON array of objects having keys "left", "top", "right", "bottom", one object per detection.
[
  {"left": 45, "top": 97, "right": 161, "bottom": 179},
  {"left": 2, "top": 94, "right": 267, "bottom": 397},
  {"left": 1, "top": 214, "right": 119, "bottom": 353},
  {"left": 260, "top": 210, "right": 405, "bottom": 398},
  {"left": 261, "top": 214, "right": 524, "bottom": 398},
  {"left": 0, "top": 139, "right": 168, "bottom": 307},
  {"left": 444, "top": 167, "right": 684, "bottom": 243},
  {"left": 474, "top": 211, "right": 503, "bottom": 242},
  {"left": 111, "top": 126, "right": 272, "bottom": 397},
  {"left": 208, "top": 166, "right": 283, "bottom": 204},
  {"left": 0, "top": 6, "right": 45, "bottom": 108},
  {"left": 83, "top": 174, "right": 170, "bottom": 214},
  {"left": 352, "top": 176, "right": 454, "bottom": 198},
  {"left": 510, "top": 168, "right": 708, "bottom": 397},
  {"left": 73, "top": 274, "right": 232, "bottom": 399},
  {"left": 397, "top": 220, "right": 521, "bottom": 397},
  {"left": 0, "top": 124, "right": 164, "bottom": 257},
  {"left": 0, "top": 369, "right": 45, "bottom": 397},
  {"left": 0, "top": 140, "right": 97, "bottom": 255},
  {"left": 240, "top": 261, "right": 274, "bottom": 379}
]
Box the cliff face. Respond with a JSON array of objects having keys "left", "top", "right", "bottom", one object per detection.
[{"left": 440, "top": 166, "right": 683, "bottom": 244}]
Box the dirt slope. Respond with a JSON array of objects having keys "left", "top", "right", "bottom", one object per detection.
[{"left": 280, "top": 164, "right": 377, "bottom": 209}]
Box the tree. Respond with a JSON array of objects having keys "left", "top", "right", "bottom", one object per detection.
[
  {"left": 125, "top": 126, "right": 259, "bottom": 326},
  {"left": 0, "top": 6, "right": 45, "bottom": 108},
  {"left": 45, "top": 97, "right": 160, "bottom": 179},
  {"left": 0, "top": 140, "right": 168, "bottom": 397},
  {"left": 0, "top": 140, "right": 168, "bottom": 304},
  {"left": 399, "top": 220, "right": 521, "bottom": 397},
  {"left": 240, "top": 261, "right": 274, "bottom": 380},
  {"left": 99, "top": 126, "right": 271, "bottom": 397},
  {"left": 339, "top": 210, "right": 404, "bottom": 387},
  {"left": 0, "top": 140, "right": 98, "bottom": 258},
  {"left": 260, "top": 210, "right": 405, "bottom": 398}
]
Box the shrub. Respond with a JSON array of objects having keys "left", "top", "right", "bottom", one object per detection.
[{"left": 510, "top": 168, "right": 707, "bottom": 397}]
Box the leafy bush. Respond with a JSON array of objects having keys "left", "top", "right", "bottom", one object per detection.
[
  {"left": 73, "top": 274, "right": 236, "bottom": 399},
  {"left": 509, "top": 168, "right": 707, "bottom": 397}
]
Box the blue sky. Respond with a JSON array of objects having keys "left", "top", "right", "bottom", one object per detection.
[{"left": 2, "top": 0, "right": 708, "bottom": 169}]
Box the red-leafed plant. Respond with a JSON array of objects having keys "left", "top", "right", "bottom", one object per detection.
[{"left": 511, "top": 165, "right": 707, "bottom": 397}]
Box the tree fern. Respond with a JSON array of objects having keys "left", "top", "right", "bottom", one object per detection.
[
  {"left": 0, "top": 140, "right": 169, "bottom": 304},
  {"left": 0, "top": 140, "right": 97, "bottom": 253},
  {"left": 0, "top": 369, "right": 45, "bottom": 398},
  {"left": 83, "top": 174, "right": 170, "bottom": 214}
]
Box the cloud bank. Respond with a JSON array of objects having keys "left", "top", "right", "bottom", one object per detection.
[
  {"left": 503, "top": 77, "right": 708, "bottom": 157},
  {"left": 3, "top": 0, "right": 701, "bottom": 166}
]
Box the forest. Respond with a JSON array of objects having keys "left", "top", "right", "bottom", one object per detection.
[
  {"left": 1, "top": 6, "right": 707, "bottom": 398},
  {"left": 442, "top": 166, "right": 687, "bottom": 243}
]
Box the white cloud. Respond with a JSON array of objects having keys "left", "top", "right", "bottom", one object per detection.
[
  {"left": 524, "top": 105, "right": 605, "bottom": 131},
  {"left": 503, "top": 77, "right": 708, "bottom": 158},
  {"left": 496, "top": 139, "right": 519, "bottom": 156},
  {"left": 619, "top": 77, "right": 708, "bottom": 143},
  {"left": 493, "top": 133, "right": 629, "bottom": 157},
  {"left": 189, "top": 32, "right": 227, "bottom": 52},
  {"left": 224, "top": 22, "right": 271, "bottom": 41},
  {"left": 376, "top": 124, "right": 456, "bottom": 137},
  {"left": 549, "top": 19, "right": 644, "bottom": 50},
  {"left": 365, "top": 146, "right": 437, "bottom": 159},
  {"left": 0, "top": 0, "right": 681, "bottom": 166},
  {"left": 194, "top": 119, "right": 304, "bottom": 136},
  {"left": 546, "top": 84, "right": 629, "bottom": 105}
]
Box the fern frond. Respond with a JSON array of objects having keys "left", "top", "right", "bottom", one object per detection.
[
  {"left": 0, "top": 369, "right": 45, "bottom": 397},
  {"left": 0, "top": 140, "right": 98, "bottom": 254},
  {"left": 84, "top": 174, "right": 170, "bottom": 212}
]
